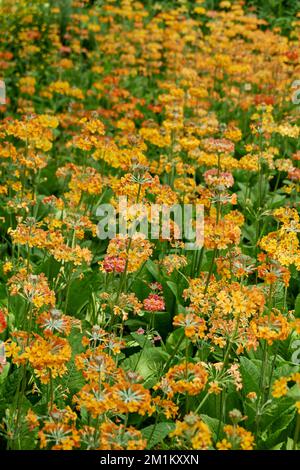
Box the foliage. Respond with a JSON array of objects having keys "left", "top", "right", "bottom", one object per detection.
[{"left": 0, "top": 0, "right": 299, "bottom": 452}]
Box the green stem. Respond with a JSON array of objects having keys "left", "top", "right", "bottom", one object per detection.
[
  {"left": 162, "top": 331, "right": 185, "bottom": 374},
  {"left": 133, "top": 334, "right": 149, "bottom": 372},
  {"left": 204, "top": 247, "right": 217, "bottom": 295},
  {"left": 49, "top": 369, "right": 54, "bottom": 411},
  {"left": 12, "top": 364, "right": 27, "bottom": 449},
  {"left": 255, "top": 340, "right": 269, "bottom": 437},
  {"left": 221, "top": 315, "right": 240, "bottom": 373},
  {"left": 191, "top": 246, "right": 204, "bottom": 278},
  {"left": 293, "top": 413, "right": 300, "bottom": 450},
  {"left": 267, "top": 345, "right": 278, "bottom": 401},
  {"left": 195, "top": 391, "right": 209, "bottom": 414},
  {"left": 216, "top": 390, "right": 225, "bottom": 440},
  {"left": 185, "top": 341, "right": 189, "bottom": 414},
  {"left": 148, "top": 410, "right": 159, "bottom": 446}
]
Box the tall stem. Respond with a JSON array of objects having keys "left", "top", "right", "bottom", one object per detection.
[
  {"left": 255, "top": 340, "right": 269, "bottom": 437},
  {"left": 293, "top": 413, "right": 300, "bottom": 450},
  {"left": 195, "top": 390, "right": 209, "bottom": 414},
  {"left": 162, "top": 331, "right": 185, "bottom": 374},
  {"left": 204, "top": 247, "right": 217, "bottom": 295},
  {"left": 49, "top": 369, "right": 54, "bottom": 411}
]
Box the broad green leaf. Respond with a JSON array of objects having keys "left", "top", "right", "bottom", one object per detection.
[
  {"left": 262, "top": 397, "right": 295, "bottom": 430},
  {"left": 0, "top": 367, "right": 23, "bottom": 403},
  {"left": 271, "top": 282, "right": 285, "bottom": 310},
  {"left": 166, "top": 281, "right": 179, "bottom": 302},
  {"left": 261, "top": 405, "right": 295, "bottom": 449},
  {"left": 239, "top": 357, "right": 261, "bottom": 395},
  {"left": 200, "top": 415, "right": 222, "bottom": 441},
  {"left": 274, "top": 364, "right": 299, "bottom": 379},
  {"left": 66, "top": 273, "right": 97, "bottom": 316},
  {"left": 60, "top": 360, "right": 85, "bottom": 395},
  {"left": 122, "top": 347, "right": 169, "bottom": 386},
  {"left": 146, "top": 260, "right": 161, "bottom": 282},
  {"left": 271, "top": 442, "right": 284, "bottom": 450},
  {"left": 129, "top": 332, "right": 153, "bottom": 349},
  {"left": 142, "top": 422, "right": 175, "bottom": 448},
  {"left": 165, "top": 327, "right": 187, "bottom": 354},
  {"left": 286, "top": 437, "right": 296, "bottom": 450}
]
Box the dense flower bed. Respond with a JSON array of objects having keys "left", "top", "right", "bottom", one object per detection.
[{"left": 0, "top": 0, "right": 300, "bottom": 451}]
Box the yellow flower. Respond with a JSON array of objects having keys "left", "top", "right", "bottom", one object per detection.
[
  {"left": 216, "top": 438, "right": 232, "bottom": 450},
  {"left": 272, "top": 377, "right": 288, "bottom": 398},
  {"left": 170, "top": 413, "right": 212, "bottom": 450},
  {"left": 2, "top": 261, "right": 13, "bottom": 274}
]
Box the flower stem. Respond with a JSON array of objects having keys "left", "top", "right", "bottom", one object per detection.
[
  {"left": 195, "top": 391, "right": 209, "bottom": 414},
  {"left": 293, "top": 413, "right": 300, "bottom": 450},
  {"left": 204, "top": 247, "right": 217, "bottom": 295},
  {"left": 162, "top": 331, "right": 185, "bottom": 374}
]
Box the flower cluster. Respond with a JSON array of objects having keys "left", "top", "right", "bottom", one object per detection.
[{"left": 0, "top": 0, "right": 300, "bottom": 453}]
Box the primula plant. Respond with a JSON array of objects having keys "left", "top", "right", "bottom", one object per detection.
[{"left": 0, "top": 0, "right": 300, "bottom": 452}]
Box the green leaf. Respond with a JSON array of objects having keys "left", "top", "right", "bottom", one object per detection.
[
  {"left": 125, "top": 319, "right": 147, "bottom": 331},
  {"left": 37, "top": 257, "right": 61, "bottom": 281},
  {"left": 129, "top": 332, "right": 153, "bottom": 349},
  {"left": 286, "top": 437, "right": 295, "bottom": 450},
  {"left": 58, "top": 330, "right": 85, "bottom": 395},
  {"left": 60, "top": 360, "right": 85, "bottom": 396},
  {"left": 166, "top": 281, "right": 186, "bottom": 312},
  {"left": 239, "top": 357, "right": 261, "bottom": 395},
  {"left": 242, "top": 224, "right": 257, "bottom": 245},
  {"left": 200, "top": 415, "right": 221, "bottom": 441},
  {"left": 9, "top": 397, "right": 37, "bottom": 449},
  {"left": 262, "top": 397, "right": 295, "bottom": 430},
  {"left": 142, "top": 422, "right": 175, "bottom": 448},
  {"left": 271, "top": 282, "right": 286, "bottom": 310},
  {"left": 0, "top": 363, "right": 10, "bottom": 386},
  {"left": 271, "top": 442, "right": 284, "bottom": 450},
  {"left": 295, "top": 293, "right": 300, "bottom": 318},
  {"left": 0, "top": 283, "right": 7, "bottom": 301},
  {"left": 68, "top": 329, "right": 85, "bottom": 356},
  {"left": 166, "top": 281, "right": 179, "bottom": 301},
  {"left": 274, "top": 364, "right": 299, "bottom": 379},
  {"left": 261, "top": 401, "right": 295, "bottom": 449},
  {"left": 131, "top": 278, "right": 150, "bottom": 300},
  {"left": 266, "top": 194, "right": 286, "bottom": 209},
  {"left": 9, "top": 295, "right": 27, "bottom": 327},
  {"left": 145, "top": 260, "right": 161, "bottom": 282},
  {"left": 121, "top": 347, "right": 169, "bottom": 387},
  {"left": 0, "top": 367, "right": 22, "bottom": 402},
  {"left": 165, "top": 327, "right": 187, "bottom": 354},
  {"left": 66, "top": 273, "right": 96, "bottom": 316}
]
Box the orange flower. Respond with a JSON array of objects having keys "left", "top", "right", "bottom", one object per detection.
[
  {"left": 99, "top": 422, "right": 147, "bottom": 450},
  {"left": 110, "top": 380, "right": 154, "bottom": 415},
  {"left": 170, "top": 413, "right": 212, "bottom": 450},
  {"left": 217, "top": 424, "right": 255, "bottom": 450},
  {"left": 156, "top": 363, "right": 208, "bottom": 398},
  {"left": 173, "top": 313, "right": 207, "bottom": 341},
  {"left": 22, "top": 335, "right": 72, "bottom": 383}
]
